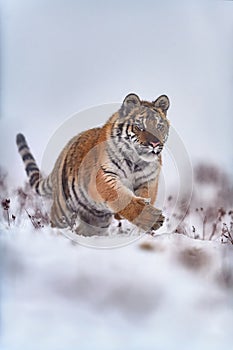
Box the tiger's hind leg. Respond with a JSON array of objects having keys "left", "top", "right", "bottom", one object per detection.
[
  {"left": 74, "top": 214, "right": 112, "bottom": 237},
  {"left": 50, "top": 201, "right": 70, "bottom": 229},
  {"left": 74, "top": 222, "right": 108, "bottom": 237}
]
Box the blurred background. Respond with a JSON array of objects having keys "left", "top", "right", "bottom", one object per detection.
[{"left": 0, "top": 0, "right": 233, "bottom": 186}]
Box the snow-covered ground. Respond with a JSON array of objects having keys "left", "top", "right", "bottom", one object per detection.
[{"left": 1, "top": 221, "right": 233, "bottom": 350}]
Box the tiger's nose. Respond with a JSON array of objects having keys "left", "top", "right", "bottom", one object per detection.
[{"left": 149, "top": 141, "right": 161, "bottom": 148}]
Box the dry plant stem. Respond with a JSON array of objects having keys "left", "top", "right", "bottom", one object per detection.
[
  {"left": 209, "top": 222, "right": 218, "bottom": 241},
  {"left": 202, "top": 215, "right": 207, "bottom": 240},
  {"left": 1, "top": 199, "right": 11, "bottom": 227},
  {"left": 192, "top": 225, "right": 199, "bottom": 239},
  {"left": 222, "top": 224, "right": 233, "bottom": 245},
  {"left": 25, "top": 209, "right": 39, "bottom": 229},
  {"left": 6, "top": 209, "right": 10, "bottom": 227},
  {"left": 197, "top": 208, "right": 207, "bottom": 240},
  {"left": 209, "top": 208, "right": 226, "bottom": 241},
  {"left": 196, "top": 208, "right": 205, "bottom": 240},
  {"left": 12, "top": 214, "right": 16, "bottom": 224}
]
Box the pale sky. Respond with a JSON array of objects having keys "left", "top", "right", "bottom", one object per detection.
[{"left": 0, "top": 0, "right": 233, "bottom": 186}]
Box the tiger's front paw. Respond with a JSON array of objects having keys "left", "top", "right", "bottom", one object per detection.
[
  {"left": 150, "top": 212, "right": 165, "bottom": 231},
  {"left": 133, "top": 203, "right": 164, "bottom": 232}
]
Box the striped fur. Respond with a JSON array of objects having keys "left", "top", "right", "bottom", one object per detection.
[
  {"left": 16, "top": 94, "right": 170, "bottom": 235},
  {"left": 16, "top": 134, "right": 53, "bottom": 196}
]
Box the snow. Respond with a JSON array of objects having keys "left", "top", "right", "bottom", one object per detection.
[{"left": 1, "top": 222, "right": 233, "bottom": 350}]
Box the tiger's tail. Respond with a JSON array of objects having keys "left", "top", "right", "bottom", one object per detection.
[{"left": 16, "top": 133, "right": 53, "bottom": 197}]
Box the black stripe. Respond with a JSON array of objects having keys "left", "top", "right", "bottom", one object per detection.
[
  {"left": 18, "top": 144, "right": 29, "bottom": 152},
  {"left": 22, "top": 153, "right": 34, "bottom": 161},
  {"left": 26, "top": 163, "right": 39, "bottom": 175},
  {"left": 111, "top": 136, "right": 131, "bottom": 157},
  {"left": 117, "top": 123, "right": 124, "bottom": 135},
  {"left": 46, "top": 177, "right": 52, "bottom": 191},
  {"left": 98, "top": 223, "right": 111, "bottom": 229},
  {"left": 106, "top": 178, "right": 116, "bottom": 184},
  {"left": 107, "top": 140, "right": 122, "bottom": 162},
  {"left": 134, "top": 164, "right": 142, "bottom": 172},
  {"left": 77, "top": 186, "right": 89, "bottom": 204},
  {"left": 30, "top": 173, "right": 40, "bottom": 187},
  {"left": 109, "top": 136, "right": 142, "bottom": 175},
  {"left": 101, "top": 167, "right": 118, "bottom": 177},
  {"left": 35, "top": 181, "right": 40, "bottom": 194},
  {"left": 111, "top": 158, "right": 127, "bottom": 177},
  {"left": 125, "top": 123, "right": 131, "bottom": 139},
  {"left": 125, "top": 158, "right": 133, "bottom": 170},
  {"left": 61, "top": 157, "right": 70, "bottom": 201},
  {"left": 71, "top": 179, "right": 110, "bottom": 218},
  {"left": 135, "top": 170, "right": 156, "bottom": 183},
  {"left": 55, "top": 196, "right": 71, "bottom": 226},
  {"left": 26, "top": 161, "right": 37, "bottom": 169}
]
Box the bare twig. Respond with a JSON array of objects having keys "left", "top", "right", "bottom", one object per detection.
[
  {"left": 1, "top": 199, "right": 10, "bottom": 226},
  {"left": 209, "top": 208, "right": 226, "bottom": 241},
  {"left": 221, "top": 223, "right": 233, "bottom": 245},
  {"left": 25, "top": 209, "right": 40, "bottom": 229}
]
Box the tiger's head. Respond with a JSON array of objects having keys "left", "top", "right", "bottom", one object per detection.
[{"left": 116, "top": 93, "right": 170, "bottom": 162}]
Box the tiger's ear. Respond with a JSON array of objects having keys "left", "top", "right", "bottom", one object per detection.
[
  {"left": 153, "top": 95, "right": 170, "bottom": 115},
  {"left": 122, "top": 93, "right": 141, "bottom": 108}
]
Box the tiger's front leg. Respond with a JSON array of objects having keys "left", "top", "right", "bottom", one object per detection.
[
  {"left": 134, "top": 179, "right": 165, "bottom": 232},
  {"left": 95, "top": 167, "right": 163, "bottom": 232}
]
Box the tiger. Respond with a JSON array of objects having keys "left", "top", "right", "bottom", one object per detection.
[{"left": 16, "top": 93, "right": 170, "bottom": 236}]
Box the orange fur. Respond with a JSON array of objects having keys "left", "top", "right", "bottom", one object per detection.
[{"left": 17, "top": 94, "right": 170, "bottom": 234}]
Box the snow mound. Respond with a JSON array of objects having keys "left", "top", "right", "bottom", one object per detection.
[{"left": 1, "top": 225, "right": 233, "bottom": 350}]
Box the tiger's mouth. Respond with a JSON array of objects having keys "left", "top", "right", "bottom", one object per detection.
[
  {"left": 142, "top": 139, "right": 163, "bottom": 156},
  {"left": 151, "top": 144, "right": 163, "bottom": 155},
  {"left": 135, "top": 143, "right": 163, "bottom": 161}
]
